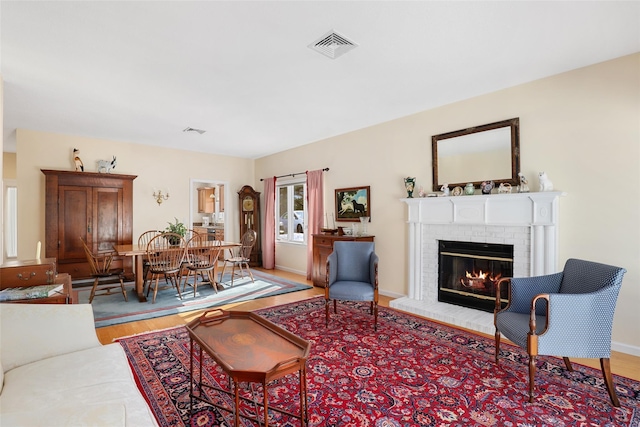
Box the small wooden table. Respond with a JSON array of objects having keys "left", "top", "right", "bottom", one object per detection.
[
  {"left": 186, "top": 310, "right": 310, "bottom": 427},
  {"left": 113, "top": 241, "right": 240, "bottom": 302}
]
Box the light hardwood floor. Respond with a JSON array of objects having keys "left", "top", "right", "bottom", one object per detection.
[{"left": 97, "top": 268, "right": 640, "bottom": 382}]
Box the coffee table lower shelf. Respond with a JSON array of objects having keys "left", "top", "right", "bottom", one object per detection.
[{"left": 186, "top": 309, "right": 311, "bottom": 427}]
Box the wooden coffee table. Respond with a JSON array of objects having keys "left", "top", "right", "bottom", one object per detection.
[{"left": 186, "top": 309, "right": 310, "bottom": 426}]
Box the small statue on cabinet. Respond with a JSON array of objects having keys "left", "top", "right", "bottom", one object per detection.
[
  {"left": 538, "top": 171, "right": 554, "bottom": 192},
  {"left": 418, "top": 186, "right": 427, "bottom": 198},
  {"left": 517, "top": 173, "right": 530, "bottom": 193},
  {"left": 96, "top": 156, "right": 117, "bottom": 173},
  {"left": 73, "top": 148, "right": 84, "bottom": 172},
  {"left": 440, "top": 184, "right": 449, "bottom": 196}
]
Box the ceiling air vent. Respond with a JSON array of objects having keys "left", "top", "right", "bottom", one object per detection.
[
  {"left": 183, "top": 127, "right": 206, "bottom": 135},
  {"left": 308, "top": 30, "right": 358, "bottom": 59}
]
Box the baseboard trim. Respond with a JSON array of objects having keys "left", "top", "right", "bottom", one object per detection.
[
  {"left": 274, "top": 265, "right": 306, "bottom": 277},
  {"left": 612, "top": 341, "right": 640, "bottom": 357}
]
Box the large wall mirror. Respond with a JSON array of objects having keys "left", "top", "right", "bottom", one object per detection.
[{"left": 431, "top": 118, "right": 520, "bottom": 191}]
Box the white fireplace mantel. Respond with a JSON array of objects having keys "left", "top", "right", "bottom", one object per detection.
[{"left": 391, "top": 191, "right": 565, "bottom": 335}]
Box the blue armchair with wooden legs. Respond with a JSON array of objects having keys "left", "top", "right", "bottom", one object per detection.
[
  {"left": 494, "top": 258, "right": 626, "bottom": 406},
  {"left": 325, "top": 241, "right": 379, "bottom": 331}
]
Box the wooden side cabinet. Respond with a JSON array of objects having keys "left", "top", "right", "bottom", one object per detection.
[
  {"left": 42, "top": 169, "right": 136, "bottom": 280},
  {"left": 311, "top": 234, "right": 375, "bottom": 287},
  {"left": 238, "top": 185, "right": 262, "bottom": 267}
]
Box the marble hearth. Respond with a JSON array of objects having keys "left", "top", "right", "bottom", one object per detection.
[{"left": 391, "top": 191, "right": 565, "bottom": 335}]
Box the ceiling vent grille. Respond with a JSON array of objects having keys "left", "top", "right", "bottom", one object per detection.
[
  {"left": 183, "top": 127, "right": 206, "bottom": 135},
  {"left": 308, "top": 30, "right": 358, "bottom": 59}
]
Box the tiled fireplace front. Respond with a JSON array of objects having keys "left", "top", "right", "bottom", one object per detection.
[{"left": 391, "top": 192, "right": 564, "bottom": 335}]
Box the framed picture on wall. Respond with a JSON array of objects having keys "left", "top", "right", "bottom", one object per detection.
[{"left": 335, "top": 186, "right": 370, "bottom": 221}]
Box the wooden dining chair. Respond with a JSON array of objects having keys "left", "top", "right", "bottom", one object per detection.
[
  {"left": 145, "top": 232, "right": 186, "bottom": 303},
  {"left": 138, "top": 230, "right": 162, "bottom": 290},
  {"left": 80, "top": 237, "right": 128, "bottom": 303},
  {"left": 220, "top": 229, "right": 257, "bottom": 286},
  {"left": 182, "top": 234, "right": 223, "bottom": 297}
]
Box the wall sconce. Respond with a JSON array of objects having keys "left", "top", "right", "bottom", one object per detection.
[{"left": 153, "top": 189, "right": 170, "bottom": 206}]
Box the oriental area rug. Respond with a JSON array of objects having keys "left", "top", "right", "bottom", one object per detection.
[
  {"left": 117, "top": 297, "right": 640, "bottom": 426},
  {"left": 79, "top": 270, "right": 311, "bottom": 328}
]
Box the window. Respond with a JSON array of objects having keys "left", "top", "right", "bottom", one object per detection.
[
  {"left": 4, "top": 181, "right": 17, "bottom": 259},
  {"left": 276, "top": 181, "right": 306, "bottom": 244}
]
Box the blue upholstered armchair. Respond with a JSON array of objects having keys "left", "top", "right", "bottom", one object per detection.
[
  {"left": 494, "top": 258, "right": 626, "bottom": 406},
  {"left": 325, "top": 241, "right": 379, "bottom": 330}
]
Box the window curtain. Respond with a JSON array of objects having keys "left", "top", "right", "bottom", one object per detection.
[
  {"left": 261, "top": 177, "right": 276, "bottom": 269},
  {"left": 306, "top": 169, "right": 324, "bottom": 280}
]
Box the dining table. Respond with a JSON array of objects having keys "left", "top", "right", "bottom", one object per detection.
[{"left": 113, "top": 241, "right": 241, "bottom": 302}]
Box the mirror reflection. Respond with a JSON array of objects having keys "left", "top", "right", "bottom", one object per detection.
[{"left": 432, "top": 118, "right": 520, "bottom": 192}]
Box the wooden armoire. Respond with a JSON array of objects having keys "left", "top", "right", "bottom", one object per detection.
[{"left": 42, "top": 169, "right": 136, "bottom": 280}]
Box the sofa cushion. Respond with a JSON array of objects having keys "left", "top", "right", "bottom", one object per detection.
[
  {"left": 0, "top": 304, "right": 101, "bottom": 372},
  {"left": 0, "top": 343, "right": 157, "bottom": 426},
  {"left": 0, "top": 402, "right": 126, "bottom": 426}
]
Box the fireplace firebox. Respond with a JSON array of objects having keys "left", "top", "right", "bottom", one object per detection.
[{"left": 438, "top": 240, "right": 513, "bottom": 313}]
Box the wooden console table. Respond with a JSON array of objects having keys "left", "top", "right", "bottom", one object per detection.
[
  {"left": 0, "top": 258, "right": 74, "bottom": 304},
  {"left": 311, "top": 234, "right": 375, "bottom": 287}
]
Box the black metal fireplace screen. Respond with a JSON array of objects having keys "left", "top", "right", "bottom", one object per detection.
[{"left": 438, "top": 240, "right": 513, "bottom": 313}]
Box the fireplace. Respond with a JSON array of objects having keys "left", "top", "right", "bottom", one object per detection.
[
  {"left": 391, "top": 191, "right": 564, "bottom": 335},
  {"left": 438, "top": 240, "right": 512, "bottom": 313}
]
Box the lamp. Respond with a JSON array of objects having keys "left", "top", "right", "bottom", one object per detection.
[{"left": 153, "top": 189, "right": 170, "bottom": 206}]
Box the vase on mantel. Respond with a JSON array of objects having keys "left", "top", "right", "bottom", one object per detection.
[
  {"left": 359, "top": 216, "right": 370, "bottom": 235},
  {"left": 404, "top": 177, "right": 416, "bottom": 198}
]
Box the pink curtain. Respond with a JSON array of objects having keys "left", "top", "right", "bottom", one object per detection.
[
  {"left": 262, "top": 177, "right": 276, "bottom": 269},
  {"left": 306, "top": 169, "right": 324, "bottom": 279}
]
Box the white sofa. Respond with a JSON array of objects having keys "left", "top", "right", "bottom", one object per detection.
[{"left": 0, "top": 303, "right": 158, "bottom": 426}]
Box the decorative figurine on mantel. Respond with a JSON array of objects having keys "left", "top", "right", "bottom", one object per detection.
[
  {"left": 517, "top": 173, "right": 530, "bottom": 193},
  {"left": 481, "top": 180, "right": 494, "bottom": 194},
  {"left": 404, "top": 177, "right": 416, "bottom": 198},
  {"left": 440, "top": 184, "right": 450, "bottom": 196},
  {"left": 418, "top": 186, "right": 427, "bottom": 198},
  {"left": 538, "top": 171, "right": 554, "bottom": 192},
  {"left": 498, "top": 183, "right": 512, "bottom": 194},
  {"left": 73, "top": 148, "right": 84, "bottom": 172},
  {"left": 464, "top": 183, "right": 475, "bottom": 195}
]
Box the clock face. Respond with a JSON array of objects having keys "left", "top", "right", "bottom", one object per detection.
[{"left": 242, "top": 196, "right": 254, "bottom": 212}]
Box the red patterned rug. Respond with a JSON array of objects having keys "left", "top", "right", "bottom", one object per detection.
[{"left": 118, "top": 296, "right": 640, "bottom": 426}]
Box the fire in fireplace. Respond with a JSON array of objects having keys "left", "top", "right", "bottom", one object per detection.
[{"left": 438, "top": 240, "right": 513, "bottom": 313}]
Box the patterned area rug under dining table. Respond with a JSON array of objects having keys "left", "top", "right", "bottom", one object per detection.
[
  {"left": 117, "top": 296, "right": 640, "bottom": 426},
  {"left": 80, "top": 270, "right": 311, "bottom": 328}
]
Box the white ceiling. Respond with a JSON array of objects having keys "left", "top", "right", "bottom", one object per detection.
[{"left": 2, "top": 1, "right": 639, "bottom": 158}]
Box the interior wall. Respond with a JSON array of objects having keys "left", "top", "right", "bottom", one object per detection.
[
  {"left": 0, "top": 76, "right": 4, "bottom": 262},
  {"left": 3, "top": 152, "right": 16, "bottom": 179},
  {"left": 255, "top": 53, "right": 640, "bottom": 352},
  {"left": 16, "top": 130, "right": 254, "bottom": 261}
]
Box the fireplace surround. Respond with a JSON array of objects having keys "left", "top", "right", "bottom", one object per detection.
[{"left": 391, "top": 191, "right": 564, "bottom": 335}]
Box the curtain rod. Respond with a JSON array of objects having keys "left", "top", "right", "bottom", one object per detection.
[{"left": 260, "top": 167, "right": 329, "bottom": 181}]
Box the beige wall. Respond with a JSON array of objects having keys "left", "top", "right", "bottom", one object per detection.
[
  {"left": 1, "top": 76, "right": 4, "bottom": 261},
  {"left": 16, "top": 130, "right": 254, "bottom": 263},
  {"left": 3, "top": 152, "right": 16, "bottom": 179},
  {"left": 256, "top": 53, "right": 640, "bottom": 352}
]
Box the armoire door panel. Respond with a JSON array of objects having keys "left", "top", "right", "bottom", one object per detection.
[
  {"left": 59, "top": 186, "right": 91, "bottom": 261},
  {"left": 93, "top": 187, "right": 123, "bottom": 252}
]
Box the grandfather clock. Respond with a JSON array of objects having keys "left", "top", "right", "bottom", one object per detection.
[{"left": 238, "top": 185, "right": 262, "bottom": 267}]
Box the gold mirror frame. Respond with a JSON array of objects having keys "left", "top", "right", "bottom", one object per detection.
[{"left": 431, "top": 118, "right": 520, "bottom": 192}]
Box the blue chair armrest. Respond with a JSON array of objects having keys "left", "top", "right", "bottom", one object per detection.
[
  {"left": 504, "top": 272, "right": 563, "bottom": 314},
  {"left": 370, "top": 253, "right": 379, "bottom": 288},
  {"left": 327, "top": 251, "right": 338, "bottom": 286}
]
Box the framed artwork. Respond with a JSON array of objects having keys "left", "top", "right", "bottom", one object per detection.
[{"left": 335, "top": 186, "right": 371, "bottom": 221}]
